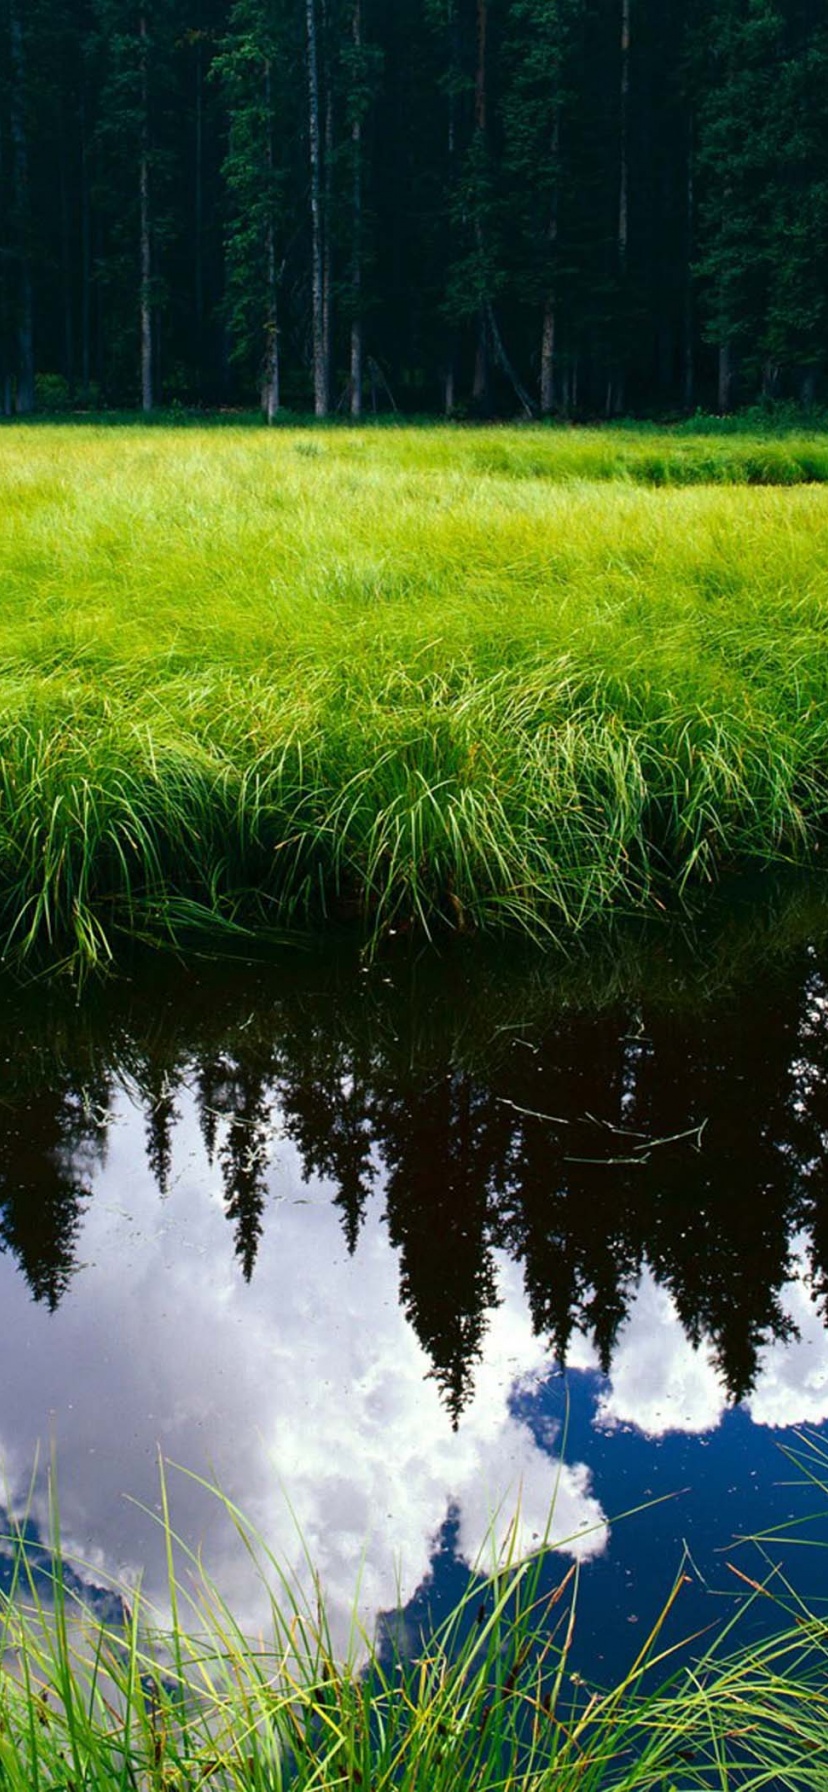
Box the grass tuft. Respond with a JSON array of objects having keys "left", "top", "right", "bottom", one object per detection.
[
  {"left": 2, "top": 1461, "right": 828, "bottom": 1791},
  {"left": 2, "top": 425, "right": 828, "bottom": 964}
]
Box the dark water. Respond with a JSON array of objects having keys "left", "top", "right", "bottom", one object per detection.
[{"left": 3, "top": 884, "right": 828, "bottom": 1684}]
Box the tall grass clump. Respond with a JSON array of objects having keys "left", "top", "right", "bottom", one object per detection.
[
  {"left": 2, "top": 425, "right": 828, "bottom": 964},
  {"left": 3, "top": 1463, "right": 828, "bottom": 1792}
]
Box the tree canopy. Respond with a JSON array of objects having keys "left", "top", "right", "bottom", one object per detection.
[{"left": 1, "top": 0, "right": 826, "bottom": 417}]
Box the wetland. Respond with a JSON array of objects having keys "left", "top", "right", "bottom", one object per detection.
[
  {"left": 4, "top": 425, "right": 828, "bottom": 1782},
  {"left": 3, "top": 886, "right": 828, "bottom": 1684}
]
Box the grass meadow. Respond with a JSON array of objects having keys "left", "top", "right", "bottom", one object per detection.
[{"left": 2, "top": 421, "right": 828, "bottom": 965}]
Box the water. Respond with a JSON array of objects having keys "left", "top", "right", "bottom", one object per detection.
[{"left": 3, "top": 886, "right": 828, "bottom": 1684}]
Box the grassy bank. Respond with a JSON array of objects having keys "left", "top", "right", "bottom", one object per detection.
[
  {"left": 2, "top": 1466, "right": 828, "bottom": 1792},
  {"left": 2, "top": 424, "right": 828, "bottom": 964}
]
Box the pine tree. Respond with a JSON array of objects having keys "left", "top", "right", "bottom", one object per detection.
[
  {"left": 502, "top": 0, "right": 581, "bottom": 414},
  {"left": 342, "top": 0, "right": 381, "bottom": 414},
  {"left": 762, "top": 0, "right": 828, "bottom": 396},
  {"left": 91, "top": 0, "right": 178, "bottom": 404},
  {"left": 693, "top": 0, "right": 784, "bottom": 405},
  {"left": 4, "top": 0, "right": 828, "bottom": 414},
  {"left": 7, "top": 0, "right": 35, "bottom": 410},
  {"left": 217, "top": 0, "right": 295, "bottom": 417}
]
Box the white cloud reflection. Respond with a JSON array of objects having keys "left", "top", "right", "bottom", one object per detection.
[
  {"left": 593, "top": 1240, "right": 828, "bottom": 1440},
  {"left": 0, "top": 1092, "right": 606, "bottom": 1649},
  {"left": 594, "top": 1268, "right": 725, "bottom": 1437},
  {"left": 747, "top": 1238, "right": 828, "bottom": 1429}
]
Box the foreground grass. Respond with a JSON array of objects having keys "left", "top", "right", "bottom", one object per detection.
[
  {"left": 2, "top": 1465, "right": 828, "bottom": 1792},
  {"left": 2, "top": 424, "right": 828, "bottom": 964}
]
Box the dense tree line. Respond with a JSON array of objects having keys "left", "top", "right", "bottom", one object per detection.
[{"left": 1, "top": 0, "right": 827, "bottom": 417}]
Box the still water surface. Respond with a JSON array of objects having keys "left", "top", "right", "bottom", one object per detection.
[{"left": 3, "top": 894, "right": 828, "bottom": 1682}]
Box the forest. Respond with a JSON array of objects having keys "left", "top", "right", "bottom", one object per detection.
[{"left": 2, "top": 0, "right": 827, "bottom": 421}]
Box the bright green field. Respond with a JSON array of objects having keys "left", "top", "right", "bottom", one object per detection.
[{"left": 2, "top": 422, "right": 828, "bottom": 965}]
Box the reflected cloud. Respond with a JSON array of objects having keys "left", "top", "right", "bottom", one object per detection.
[
  {"left": 0, "top": 1095, "right": 606, "bottom": 1647},
  {"left": 748, "top": 1237, "right": 828, "bottom": 1430},
  {"left": 593, "top": 1267, "right": 727, "bottom": 1437},
  {"left": 591, "top": 1245, "right": 828, "bottom": 1440}
]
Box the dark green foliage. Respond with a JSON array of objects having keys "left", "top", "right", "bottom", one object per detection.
[
  {"left": 1, "top": 0, "right": 827, "bottom": 415},
  {"left": 693, "top": 0, "right": 828, "bottom": 401},
  {"left": 216, "top": 0, "right": 294, "bottom": 397}
]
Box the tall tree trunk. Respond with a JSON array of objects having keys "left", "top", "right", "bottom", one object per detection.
[
  {"left": 540, "top": 111, "right": 561, "bottom": 417},
  {"left": 561, "top": 365, "right": 571, "bottom": 416},
  {"left": 94, "top": 208, "right": 105, "bottom": 390},
  {"left": 718, "top": 342, "right": 732, "bottom": 412},
  {"left": 305, "top": 0, "right": 327, "bottom": 415},
  {"left": 683, "top": 114, "right": 694, "bottom": 412},
  {"left": 475, "top": 0, "right": 487, "bottom": 137},
  {"left": 487, "top": 302, "right": 534, "bottom": 416},
  {"left": 81, "top": 95, "right": 91, "bottom": 400},
  {"left": 540, "top": 303, "right": 555, "bottom": 416},
  {"left": 321, "top": 0, "right": 333, "bottom": 410},
  {"left": 613, "top": 0, "right": 630, "bottom": 416},
  {"left": 59, "top": 104, "right": 74, "bottom": 391},
  {"left": 618, "top": 0, "right": 629, "bottom": 273},
  {"left": 195, "top": 31, "right": 204, "bottom": 397},
  {"left": 262, "top": 59, "right": 279, "bottom": 423},
  {"left": 349, "top": 0, "right": 363, "bottom": 418},
  {"left": 472, "top": 314, "right": 488, "bottom": 410},
  {"left": 9, "top": 0, "right": 34, "bottom": 413},
  {"left": 139, "top": 13, "right": 153, "bottom": 414},
  {"left": 443, "top": 0, "right": 458, "bottom": 414},
  {"left": 472, "top": 0, "right": 489, "bottom": 412}
]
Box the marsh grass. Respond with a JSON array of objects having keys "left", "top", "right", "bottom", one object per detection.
[
  {"left": 2, "top": 425, "right": 828, "bottom": 964},
  {"left": 2, "top": 1462, "right": 828, "bottom": 1791}
]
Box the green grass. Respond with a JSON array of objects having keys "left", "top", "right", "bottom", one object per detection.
[
  {"left": 2, "top": 423, "right": 828, "bottom": 965},
  {"left": 2, "top": 1460, "right": 828, "bottom": 1792}
]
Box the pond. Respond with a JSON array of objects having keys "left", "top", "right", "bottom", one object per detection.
[{"left": 3, "top": 880, "right": 828, "bottom": 1687}]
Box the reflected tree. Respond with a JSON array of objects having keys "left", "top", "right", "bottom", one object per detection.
[
  {"left": 1, "top": 911, "right": 828, "bottom": 1414},
  {"left": 378, "top": 1069, "right": 501, "bottom": 1427},
  {"left": 273, "top": 1015, "right": 375, "bottom": 1255},
  {"left": 0, "top": 1079, "right": 110, "bottom": 1308},
  {"left": 637, "top": 984, "right": 805, "bottom": 1401}
]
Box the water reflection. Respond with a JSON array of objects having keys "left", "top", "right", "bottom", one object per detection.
[
  {"left": 1, "top": 890, "right": 827, "bottom": 1645},
  {"left": 0, "top": 1105, "right": 606, "bottom": 1643},
  {"left": 3, "top": 912, "right": 828, "bottom": 1416}
]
